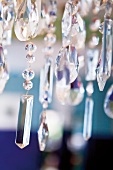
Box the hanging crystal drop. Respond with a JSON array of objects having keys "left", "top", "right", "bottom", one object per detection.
[
  {"left": 14, "top": 0, "right": 40, "bottom": 41},
  {"left": 67, "top": 77, "right": 84, "bottom": 106},
  {"left": 38, "top": 111, "right": 49, "bottom": 151},
  {"left": 83, "top": 97, "right": 94, "bottom": 140},
  {"left": 97, "top": 18, "right": 113, "bottom": 91},
  {"left": 104, "top": 84, "right": 113, "bottom": 119},
  {"left": 85, "top": 48, "right": 99, "bottom": 81},
  {"left": 62, "top": 1, "right": 72, "bottom": 47},
  {"left": 39, "top": 59, "right": 53, "bottom": 106},
  {"left": 1, "top": 0, "right": 14, "bottom": 45},
  {"left": 0, "top": 45, "right": 5, "bottom": 78},
  {"left": 86, "top": 82, "right": 94, "bottom": 96},
  {"left": 15, "top": 95, "right": 34, "bottom": 149}
]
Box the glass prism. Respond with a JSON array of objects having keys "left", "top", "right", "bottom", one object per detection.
[{"left": 15, "top": 95, "right": 34, "bottom": 149}]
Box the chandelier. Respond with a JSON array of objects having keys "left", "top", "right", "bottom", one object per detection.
[{"left": 0, "top": 0, "right": 113, "bottom": 152}]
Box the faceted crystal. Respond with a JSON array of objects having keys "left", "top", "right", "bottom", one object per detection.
[
  {"left": 0, "top": 45, "right": 5, "bottom": 78},
  {"left": 67, "top": 78, "right": 84, "bottom": 106},
  {"left": 25, "top": 42, "right": 37, "bottom": 54},
  {"left": 83, "top": 97, "right": 94, "bottom": 140},
  {"left": 23, "top": 80, "right": 33, "bottom": 91},
  {"left": 97, "top": 19, "right": 113, "bottom": 91},
  {"left": 39, "top": 59, "right": 53, "bottom": 104},
  {"left": 86, "top": 82, "right": 94, "bottom": 96},
  {"left": 104, "top": 85, "right": 113, "bottom": 119},
  {"left": 62, "top": 1, "right": 72, "bottom": 47},
  {"left": 43, "top": 46, "right": 54, "bottom": 57},
  {"left": 26, "top": 54, "right": 35, "bottom": 63},
  {"left": 89, "top": 17, "right": 100, "bottom": 32},
  {"left": 38, "top": 111, "right": 49, "bottom": 151},
  {"left": 85, "top": 49, "right": 99, "bottom": 81},
  {"left": 15, "top": 95, "right": 34, "bottom": 149},
  {"left": 88, "top": 34, "right": 99, "bottom": 48},
  {"left": 22, "top": 69, "right": 35, "bottom": 80},
  {"left": 44, "top": 33, "right": 56, "bottom": 46},
  {"left": 14, "top": 0, "right": 40, "bottom": 41}
]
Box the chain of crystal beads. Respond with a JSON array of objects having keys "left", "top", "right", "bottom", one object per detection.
[
  {"left": 15, "top": 42, "right": 37, "bottom": 149},
  {"left": 38, "top": 0, "right": 57, "bottom": 152},
  {"left": 97, "top": 0, "right": 113, "bottom": 91}
]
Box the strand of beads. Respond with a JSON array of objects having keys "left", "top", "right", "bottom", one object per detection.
[
  {"left": 38, "top": 0, "right": 57, "bottom": 151},
  {"left": 15, "top": 42, "right": 37, "bottom": 149}
]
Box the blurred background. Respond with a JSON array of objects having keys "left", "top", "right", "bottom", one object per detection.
[{"left": 1, "top": 0, "right": 113, "bottom": 170}]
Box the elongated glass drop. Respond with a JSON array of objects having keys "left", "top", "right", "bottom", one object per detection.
[
  {"left": 39, "top": 59, "right": 53, "bottom": 106},
  {"left": 38, "top": 111, "right": 49, "bottom": 151},
  {"left": 15, "top": 95, "right": 33, "bottom": 149},
  {"left": 83, "top": 97, "right": 94, "bottom": 140},
  {"left": 97, "top": 19, "right": 113, "bottom": 91},
  {"left": 14, "top": 0, "right": 40, "bottom": 41},
  {"left": 85, "top": 49, "right": 99, "bottom": 81},
  {"left": 104, "top": 84, "right": 113, "bottom": 119}
]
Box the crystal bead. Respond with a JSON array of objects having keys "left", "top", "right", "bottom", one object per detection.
[
  {"left": 104, "top": 85, "right": 113, "bottom": 119},
  {"left": 67, "top": 78, "right": 84, "bottom": 106},
  {"left": 89, "top": 18, "right": 100, "bottom": 32},
  {"left": 38, "top": 112, "right": 49, "bottom": 151},
  {"left": 15, "top": 95, "right": 33, "bottom": 149},
  {"left": 23, "top": 81, "right": 33, "bottom": 91},
  {"left": 88, "top": 34, "right": 99, "bottom": 48},
  {"left": 26, "top": 54, "right": 35, "bottom": 63},
  {"left": 99, "top": 22, "right": 104, "bottom": 34},
  {"left": 14, "top": 0, "right": 40, "bottom": 41},
  {"left": 43, "top": 46, "right": 54, "bottom": 56},
  {"left": 22, "top": 69, "right": 35, "bottom": 81},
  {"left": 47, "top": 23, "right": 56, "bottom": 33},
  {"left": 86, "top": 82, "right": 94, "bottom": 96},
  {"left": 44, "top": 33, "right": 56, "bottom": 46},
  {"left": 25, "top": 42, "right": 37, "bottom": 54},
  {"left": 83, "top": 97, "right": 94, "bottom": 140}
]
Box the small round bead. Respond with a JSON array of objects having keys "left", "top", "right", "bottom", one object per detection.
[
  {"left": 25, "top": 42, "right": 37, "bottom": 54},
  {"left": 26, "top": 54, "right": 35, "bottom": 63},
  {"left": 22, "top": 69, "right": 35, "bottom": 80},
  {"left": 23, "top": 81, "right": 33, "bottom": 90},
  {"left": 44, "top": 33, "right": 56, "bottom": 46}
]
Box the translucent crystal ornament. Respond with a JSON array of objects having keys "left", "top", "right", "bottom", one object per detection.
[
  {"left": 26, "top": 54, "right": 35, "bottom": 63},
  {"left": 55, "top": 46, "right": 78, "bottom": 84},
  {"left": 104, "top": 84, "right": 113, "bottom": 119},
  {"left": 88, "top": 34, "right": 99, "bottom": 48},
  {"left": 44, "top": 33, "right": 56, "bottom": 46},
  {"left": 67, "top": 78, "right": 85, "bottom": 106},
  {"left": 97, "top": 19, "right": 113, "bottom": 91},
  {"left": 39, "top": 59, "right": 53, "bottom": 105},
  {"left": 86, "top": 82, "right": 94, "bottom": 96},
  {"left": 25, "top": 42, "right": 37, "bottom": 54},
  {"left": 22, "top": 69, "right": 35, "bottom": 80},
  {"left": 47, "top": 0, "right": 57, "bottom": 23},
  {"left": 62, "top": 1, "right": 72, "bottom": 47},
  {"left": 80, "top": 0, "right": 93, "bottom": 17},
  {"left": 38, "top": 111, "right": 49, "bottom": 151},
  {"left": 14, "top": 0, "right": 40, "bottom": 41},
  {"left": 0, "top": 45, "right": 5, "bottom": 78},
  {"left": 23, "top": 80, "right": 33, "bottom": 90},
  {"left": 71, "top": 13, "right": 86, "bottom": 50},
  {"left": 15, "top": 95, "right": 33, "bottom": 149},
  {"left": 43, "top": 46, "right": 54, "bottom": 57},
  {"left": 83, "top": 97, "right": 94, "bottom": 140},
  {"left": 85, "top": 49, "right": 99, "bottom": 81},
  {"left": 90, "top": 17, "right": 101, "bottom": 32}
]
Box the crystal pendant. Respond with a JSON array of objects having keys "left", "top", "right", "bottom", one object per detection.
[
  {"left": 85, "top": 49, "right": 99, "bottom": 81},
  {"left": 83, "top": 97, "right": 94, "bottom": 140},
  {"left": 1, "top": 0, "right": 14, "bottom": 45},
  {"left": 62, "top": 1, "right": 72, "bottom": 47},
  {"left": 38, "top": 111, "right": 49, "bottom": 151},
  {"left": 71, "top": 12, "right": 86, "bottom": 50},
  {"left": 39, "top": 59, "right": 53, "bottom": 106},
  {"left": 97, "top": 19, "right": 113, "bottom": 91},
  {"left": 0, "top": 45, "right": 6, "bottom": 78},
  {"left": 14, "top": 0, "right": 40, "bottom": 41},
  {"left": 15, "top": 95, "right": 34, "bottom": 149},
  {"left": 104, "top": 84, "right": 113, "bottom": 119},
  {"left": 67, "top": 78, "right": 84, "bottom": 106}
]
